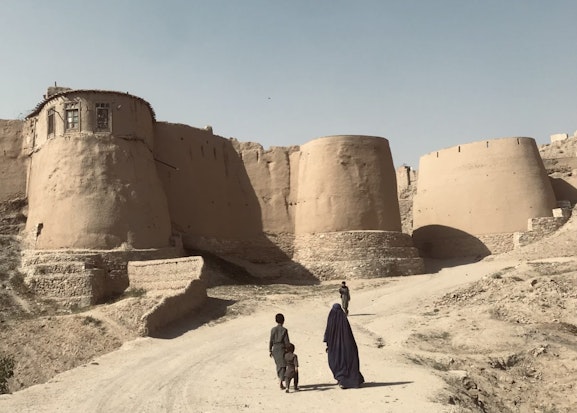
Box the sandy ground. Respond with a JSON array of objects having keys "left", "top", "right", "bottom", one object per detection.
[{"left": 0, "top": 257, "right": 527, "bottom": 413}]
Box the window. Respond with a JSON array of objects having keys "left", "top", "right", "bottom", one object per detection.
[
  {"left": 65, "top": 103, "right": 79, "bottom": 130},
  {"left": 96, "top": 103, "right": 110, "bottom": 131},
  {"left": 47, "top": 108, "right": 55, "bottom": 135}
]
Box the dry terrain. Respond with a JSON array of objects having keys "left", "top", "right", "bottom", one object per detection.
[{"left": 0, "top": 213, "right": 576, "bottom": 412}]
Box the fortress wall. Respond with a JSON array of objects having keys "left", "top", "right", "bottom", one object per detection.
[
  {"left": 413, "top": 137, "right": 557, "bottom": 235},
  {"left": 295, "top": 135, "right": 401, "bottom": 234},
  {"left": 232, "top": 141, "right": 298, "bottom": 234},
  {"left": 154, "top": 123, "right": 262, "bottom": 239},
  {"left": 0, "top": 120, "right": 27, "bottom": 201},
  {"left": 26, "top": 117, "right": 172, "bottom": 249}
]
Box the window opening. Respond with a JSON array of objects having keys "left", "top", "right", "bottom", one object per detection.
[
  {"left": 96, "top": 103, "right": 110, "bottom": 131},
  {"left": 65, "top": 103, "right": 79, "bottom": 130},
  {"left": 47, "top": 108, "right": 55, "bottom": 135}
]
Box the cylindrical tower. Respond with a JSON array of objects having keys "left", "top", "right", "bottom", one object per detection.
[
  {"left": 293, "top": 135, "right": 423, "bottom": 279},
  {"left": 25, "top": 90, "right": 172, "bottom": 250},
  {"left": 413, "top": 137, "right": 557, "bottom": 257},
  {"left": 295, "top": 135, "right": 401, "bottom": 233}
]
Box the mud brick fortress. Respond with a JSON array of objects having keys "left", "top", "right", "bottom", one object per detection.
[{"left": 0, "top": 86, "right": 575, "bottom": 329}]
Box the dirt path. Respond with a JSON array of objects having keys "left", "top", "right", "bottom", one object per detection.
[{"left": 0, "top": 258, "right": 518, "bottom": 413}]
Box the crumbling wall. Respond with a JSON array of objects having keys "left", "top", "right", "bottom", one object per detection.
[
  {"left": 127, "top": 256, "right": 208, "bottom": 336},
  {"left": 0, "top": 120, "right": 27, "bottom": 202},
  {"left": 232, "top": 140, "right": 299, "bottom": 234},
  {"left": 20, "top": 247, "right": 184, "bottom": 306}
]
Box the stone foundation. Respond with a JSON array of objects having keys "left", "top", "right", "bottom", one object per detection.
[
  {"left": 21, "top": 247, "right": 184, "bottom": 308},
  {"left": 415, "top": 209, "right": 572, "bottom": 259},
  {"left": 182, "top": 233, "right": 294, "bottom": 264},
  {"left": 515, "top": 212, "right": 572, "bottom": 248},
  {"left": 415, "top": 232, "right": 514, "bottom": 259},
  {"left": 293, "top": 231, "right": 424, "bottom": 280}
]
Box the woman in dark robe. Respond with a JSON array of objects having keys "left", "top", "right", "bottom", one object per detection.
[{"left": 323, "top": 303, "right": 365, "bottom": 388}]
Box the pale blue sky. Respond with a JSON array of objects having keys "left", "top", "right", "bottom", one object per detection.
[{"left": 1, "top": 0, "right": 575, "bottom": 167}]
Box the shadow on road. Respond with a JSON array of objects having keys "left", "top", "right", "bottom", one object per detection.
[
  {"left": 151, "top": 297, "right": 236, "bottom": 339},
  {"left": 294, "top": 383, "right": 338, "bottom": 392},
  {"left": 295, "top": 381, "right": 413, "bottom": 392},
  {"left": 361, "top": 381, "right": 413, "bottom": 388}
]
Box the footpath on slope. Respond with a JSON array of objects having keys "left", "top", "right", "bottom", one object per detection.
[{"left": 0, "top": 257, "right": 517, "bottom": 413}]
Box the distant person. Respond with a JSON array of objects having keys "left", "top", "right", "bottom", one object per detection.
[
  {"left": 269, "top": 313, "right": 290, "bottom": 390},
  {"left": 339, "top": 281, "right": 351, "bottom": 315},
  {"left": 283, "top": 343, "right": 299, "bottom": 393},
  {"left": 323, "top": 303, "right": 364, "bottom": 389}
]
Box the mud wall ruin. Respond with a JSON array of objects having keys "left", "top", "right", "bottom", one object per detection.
[{"left": 0, "top": 120, "right": 28, "bottom": 202}]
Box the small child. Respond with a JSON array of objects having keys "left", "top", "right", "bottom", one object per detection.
[{"left": 284, "top": 343, "right": 299, "bottom": 393}]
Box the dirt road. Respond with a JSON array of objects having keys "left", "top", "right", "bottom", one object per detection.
[{"left": 0, "top": 258, "right": 516, "bottom": 413}]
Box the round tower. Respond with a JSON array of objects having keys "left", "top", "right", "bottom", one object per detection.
[
  {"left": 25, "top": 90, "right": 172, "bottom": 250},
  {"left": 293, "top": 135, "right": 423, "bottom": 279},
  {"left": 294, "top": 135, "right": 401, "bottom": 233},
  {"left": 413, "top": 137, "right": 557, "bottom": 257}
]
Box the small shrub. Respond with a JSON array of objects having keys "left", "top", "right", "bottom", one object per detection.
[
  {"left": 82, "top": 315, "right": 102, "bottom": 327},
  {"left": 9, "top": 271, "right": 30, "bottom": 296},
  {"left": 0, "top": 354, "right": 15, "bottom": 394},
  {"left": 489, "top": 267, "right": 515, "bottom": 279}
]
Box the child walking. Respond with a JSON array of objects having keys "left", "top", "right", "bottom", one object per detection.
[{"left": 284, "top": 343, "right": 299, "bottom": 393}]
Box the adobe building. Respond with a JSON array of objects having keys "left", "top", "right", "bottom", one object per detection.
[
  {"left": 412, "top": 137, "right": 566, "bottom": 258},
  {"left": 0, "top": 86, "right": 424, "bottom": 307}
]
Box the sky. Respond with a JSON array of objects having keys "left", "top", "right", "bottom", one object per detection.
[{"left": 0, "top": 0, "right": 575, "bottom": 168}]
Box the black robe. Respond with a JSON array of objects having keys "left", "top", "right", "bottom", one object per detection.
[{"left": 323, "top": 303, "right": 364, "bottom": 388}]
